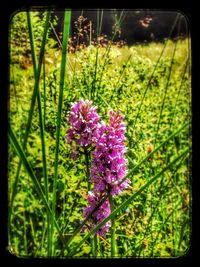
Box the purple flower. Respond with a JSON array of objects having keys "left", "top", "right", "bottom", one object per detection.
[
  {"left": 66, "top": 99, "right": 100, "bottom": 156},
  {"left": 90, "top": 111, "right": 130, "bottom": 196},
  {"left": 66, "top": 103, "right": 131, "bottom": 237},
  {"left": 83, "top": 191, "right": 111, "bottom": 237}
]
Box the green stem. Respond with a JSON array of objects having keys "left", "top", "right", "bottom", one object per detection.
[
  {"left": 23, "top": 209, "right": 28, "bottom": 255},
  {"left": 43, "top": 56, "right": 46, "bottom": 129},
  {"left": 28, "top": 11, "right": 50, "bottom": 256},
  {"left": 154, "top": 39, "right": 179, "bottom": 144},
  {"left": 109, "top": 192, "right": 116, "bottom": 257},
  {"left": 84, "top": 148, "right": 91, "bottom": 191},
  {"left": 84, "top": 147, "right": 97, "bottom": 257},
  {"left": 92, "top": 234, "right": 98, "bottom": 257},
  {"left": 131, "top": 14, "right": 180, "bottom": 140},
  {"left": 51, "top": 10, "right": 71, "bottom": 256}
]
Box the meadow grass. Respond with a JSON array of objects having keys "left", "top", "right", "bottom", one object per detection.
[{"left": 8, "top": 10, "right": 191, "bottom": 258}]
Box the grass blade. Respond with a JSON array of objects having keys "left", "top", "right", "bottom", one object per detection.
[
  {"left": 29, "top": 11, "right": 51, "bottom": 255},
  {"left": 50, "top": 9, "right": 71, "bottom": 256},
  {"left": 154, "top": 39, "right": 179, "bottom": 144},
  {"left": 96, "top": 10, "right": 124, "bottom": 96},
  {"left": 131, "top": 14, "right": 180, "bottom": 135},
  {"left": 109, "top": 193, "right": 117, "bottom": 257}
]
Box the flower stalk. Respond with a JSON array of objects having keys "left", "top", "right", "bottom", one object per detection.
[
  {"left": 109, "top": 192, "right": 116, "bottom": 257},
  {"left": 84, "top": 148, "right": 91, "bottom": 191}
]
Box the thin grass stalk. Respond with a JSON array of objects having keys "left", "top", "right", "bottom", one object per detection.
[
  {"left": 67, "top": 148, "right": 189, "bottom": 256},
  {"left": 49, "top": 20, "right": 74, "bottom": 73},
  {"left": 35, "top": 219, "right": 47, "bottom": 257},
  {"left": 71, "top": 10, "right": 84, "bottom": 91},
  {"left": 129, "top": 193, "right": 184, "bottom": 256},
  {"left": 96, "top": 9, "right": 100, "bottom": 39},
  {"left": 97, "top": 10, "right": 124, "bottom": 93},
  {"left": 137, "top": 153, "right": 188, "bottom": 257},
  {"left": 89, "top": 20, "right": 92, "bottom": 46},
  {"left": 131, "top": 14, "right": 180, "bottom": 137},
  {"left": 177, "top": 219, "right": 187, "bottom": 253},
  {"left": 137, "top": 180, "right": 170, "bottom": 256},
  {"left": 23, "top": 209, "right": 28, "bottom": 255},
  {"left": 109, "top": 193, "right": 117, "bottom": 257},
  {"left": 94, "top": 234, "right": 98, "bottom": 256},
  {"left": 83, "top": 147, "right": 96, "bottom": 256},
  {"left": 84, "top": 146, "right": 99, "bottom": 258},
  {"left": 65, "top": 122, "right": 188, "bottom": 250},
  {"left": 152, "top": 37, "right": 190, "bottom": 252},
  {"left": 11, "top": 66, "right": 19, "bottom": 110},
  {"left": 169, "top": 57, "right": 189, "bottom": 129},
  {"left": 50, "top": 21, "right": 62, "bottom": 49},
  {"left": 150, "top": 198, "right": 183, "bottom": 256},
  {"left": 96, "top": 9, "right": 104, "bottom": 40},
  {"left": 62, "top": 180, "right": 81, "bottom": 231},
  {"left": 91, "top": 9, "right": 103, "bottom": 100},
  {"left": 43, "top": 56, "right": 46, "bottom": 129},
  {"left": 27, "top": 11, "right": 51, "bottom": 197},
  {"left": 84, "top": 148, "right": 91, "bottom": 191},
  {"left": 8, "top": 125, "right": 66, "bottom": 248},
  {"left": 154, "top": 40, "right": 179, "bottom": 144},
  {"left": 159, "top": 55, "right": 189, "bottom": 255},
  {"left": 99, "top": 9, "right": 104, "bottom": 36},
  {"left": 29, "top": 215, "right": 36, "bottom": 248},
  {"left": 51, "top": 10, "right": 71, "bottom": 256},
  {"left": 28, "top": 11, "right": 51, "bottom": 256},
  {"left": 37, "top": 61, "right": 50, "bottom": 255},
  {"left": 115, "top": 54, "right": 132, "bottom": 94},
  {"left": 91, "top": 235, "right": 98, "bottom": 257},
  {"left": 8, "top": 11, "right": 50, "bottom": 248}
]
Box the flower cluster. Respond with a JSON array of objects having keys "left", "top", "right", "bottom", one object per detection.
[
  {"left": 67, "top": 100, "right": 130, "bottom": 237},
  {"left": 66, "top": 99, "right": 100, "bottom": 159},
  {"left": 90, "top": 111, "right": 130, "bottom": 196},
  {"left": 83, "top": 192, "right": 111, "bottom": 237}
]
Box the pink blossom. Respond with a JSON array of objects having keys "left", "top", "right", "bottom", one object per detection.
[
  {"left": 66, "top": 99, "right": 100, "bottom": 156},
  {"left": 83, "top": 191, "right": 111, "bottom": 237},
  {"left": 90, "top": 111, "right": 130, "bottom": 196},
  {"left": 67, "top": 102, "right": 131, "bottom": 237}
]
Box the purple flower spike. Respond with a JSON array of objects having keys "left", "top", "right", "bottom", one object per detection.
[
  {"left": 67, "top": 102, "right": 131, "bottom": 237},
  {"left": 66, "top": 99, "right": 100, "bottom": 153},
  {"left": 90, "top": 110, "right": 130, "bottom": 196},
  {"left": 83, "top": 191, "right": 111, "bottom": 237}
]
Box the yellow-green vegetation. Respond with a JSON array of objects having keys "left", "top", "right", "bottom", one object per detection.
[{"left": 8, "top": 11, "right": 191, "bottom": 258}]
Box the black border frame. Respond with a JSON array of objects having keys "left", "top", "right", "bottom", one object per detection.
[{"left": 0, "top": 1, "right": 198, "bottom": 266}]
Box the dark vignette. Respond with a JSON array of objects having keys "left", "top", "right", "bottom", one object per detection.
[{"left": 0, "top": 1, "right": 198, "bottom": 267}]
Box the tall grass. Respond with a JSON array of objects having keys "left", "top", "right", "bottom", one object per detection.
[
  {"left": 8, "top": 11, "right": 51, "bottom": 252},
  {"left": 50, "top": 10, "right": 71, "bottom": 256}
]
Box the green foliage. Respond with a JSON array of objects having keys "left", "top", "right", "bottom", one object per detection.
[
  {"left": 10, "top": 11, "right": 58, "bottom": 68},
  {"left": 8, "top": 10, "right": 191, "bottom": 258}
]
